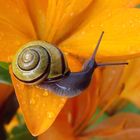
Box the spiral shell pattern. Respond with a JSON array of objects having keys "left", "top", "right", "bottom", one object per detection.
[{"left": 12, "top": 41, "right": 69, "bottom": 84}]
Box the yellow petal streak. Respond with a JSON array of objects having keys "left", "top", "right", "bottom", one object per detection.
[
  {"left": 24, "top": 0, "right": 93, "bottom": 42},
  {"left": 0, "top": 21, "right": 33, "bottom": 62},
  {"left": 121, "top": 58, "right": 140, "bottom": 107},
  {"left": 0, "top": 0, "right": 36, "bottom": 38},
  {"left": 59, "top": 8, "right": 140, "bottom": 61},
  {"left": 10, "top": 54, "right": 82, "bottom": 136}
]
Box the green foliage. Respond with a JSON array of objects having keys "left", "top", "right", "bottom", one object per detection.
[
  {"left": 7, "top": 124, "right": 36, "bottom": 140},
  {"left": 118, "top": 102, "right": 140, "bottom": 114},
  {"left": 92, "top": 108, "right": 109, "bottom": 127},
  {"left": 0, "top": 62, "right": 12, "bottom": 84},
  {"left": 7, "top": 114, "right": 37, "bottom": 140},
  {"left": 92, "top": 102, "right": 140, "bottom": 127},
  {"left": 136, "top": 4, "right": 140, "bottom": 8},
  {"left": 0, "top": 62, "right": 10, "bottom": 70}
]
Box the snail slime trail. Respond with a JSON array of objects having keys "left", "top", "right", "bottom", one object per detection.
[{"left": 12, "top": 32, "right": 128, "bottom": 97}]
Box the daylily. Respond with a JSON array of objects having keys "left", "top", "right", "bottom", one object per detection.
[{"left": 0, "top": 0, "right": 140, "bottom": 138}]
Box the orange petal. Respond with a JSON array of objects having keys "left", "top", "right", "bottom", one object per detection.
[
  {"left": 38, "top": 64, "right": 99, "bottom": 140},
  {"left": 59, "top": 8, "right": 140, "bottom": 61},
  {"left": 0, "top": 0, "right": 37, "bottom": 62},
  {"left": 38, "top": 111, "right": 75, "bottom": 140},
  {"left": 96, "top": 129, "right": 140, "bottom": 140},
  {"left": 86, "top": 113, "right": 140, "bottom": 137},
  {"left": 0, "top": 84, "right": 13, "bottom": 108},
  {"left": 73, "top": 70, "right": 100, "bottom": 135},
  {"left": 24, "top": 0, "right": 48, "bottom": 39},
  {"left": 89, "top": 0, "right": 140, "bottom": 11},
  {"left": 0, "top": 0, "right": 36, "bottom": 38},
  {"left": 10, "top": 71, "right": 66, "bottom": 136},
  {"left": 24, "top": 0, "right": 93, "bottom": 42},
  {"left": 121, "top": 58, "right": 140, "bottom": 108},
  {"left": 10, "top": 54, "right": 82, "bottom": 136},
  {"left": 99, "top": 66, "right": 125, "bottom": 105},
  {"left": 0, "top": 21, "right": 34, "bottom": 62}
]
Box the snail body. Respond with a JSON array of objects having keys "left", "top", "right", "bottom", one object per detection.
[{"left": 12, "top": 32, "right": 128, "bottom": 97}]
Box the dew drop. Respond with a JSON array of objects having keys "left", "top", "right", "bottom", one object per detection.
[
  {"left": 21, "top": 101, "right": 26, "bottom": 105},
  {"left": 61, "top": 98, "right": 66, "bottom": 102},
  {"left": 30, "top": 98, "right": 35, "bottom": 105},
  {"left": 70, "top": 12, "right": 74, "bottom": 16},
  {"left": 58, "top": 103, "right": 63, "bottom": 108},
  {"left": 107, "top": 12, "right": 112, "bottom": 17},
  {"left": 47, "top": 112, "right": 54, "bottom": 119},
  {"left": 122, "top": 24, "right": 126, "bottom": 28},
  {"left": 81, "top": 31, "right": 85, "bottom": 35},
  {"left": 43, "top": 92, "right": 49, "bottom": 97},
  {"left": 64, "top": 52, "right": 69, "bottom": 55},
  {"left": 99, "top": 24, "right": 103, "bottom": 27}
]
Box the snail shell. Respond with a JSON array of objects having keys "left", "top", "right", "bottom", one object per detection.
[{"left": 12, "top": 41, "right": 69, "bottom": 85}]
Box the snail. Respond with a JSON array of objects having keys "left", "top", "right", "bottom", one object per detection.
[{"left": 12, "top": 32, "right": 128, "bottom": 97}]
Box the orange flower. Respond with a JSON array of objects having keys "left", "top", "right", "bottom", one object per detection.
[
  {"left": 0, "top": 0, "right": 140, "bottom": 137},
  {"left": 38, "top": 103, "right": 140, "bottom": 140}
]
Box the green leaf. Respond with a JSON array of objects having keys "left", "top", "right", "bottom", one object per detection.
[
  {"left": 0, "top": 62, "right": 10, "bottom": 70},
  {"left": 92, "top": 108, "right": 109, "bottom": 127},
  {"left": 16, "top": 114, "right": 24, "bottom": 125},
  {"left": 0, "top": 62, "right": 11, "bottom": 84},
  {"left": 118, "top": 102, "right": 140, "bottom": 114},
  {"left": 8, "top": 124, "right": 36, "bottom": 140},
  {"left": 7, "top": 113, "right": 36, "bottom": 140},
  {"left": 87, "top": 108, "right": 109, "bottom": 130},
  {"left": 136, "top": 4, "right": 140, "bottom": 8}
]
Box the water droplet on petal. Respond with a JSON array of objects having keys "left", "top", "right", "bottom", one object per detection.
[
  {"left": 70, "top": 12, "right": 74, "bottom": 16},
  {"left": 122, "top": 24, "right": 126, "bottom": 28},
  {"left": 61, "top": 98, "right": 66, "bottom": 102},
  {"left": 43, "top": 92, "right": 49, "bottom": 97},
  {"left": 30, "top": 98, "right": 35, "bottom": 105},
  {"left": 58, "top": 103, "right": 64, "bottom": 108},
  {"left": 107, "top": 12, "right": 112, "bottom": 17},
  {"left": 47, "top": 112, "right": 54, "bottom": 119},
  {"left": 81, "top": 31, "right": 85, "bottom": 35},
  {"left": 100, "top": 24, "right": 103, "bottom": 27},
  {"left": 21, "top": 101, "right": 26, "bottom": 105}
]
